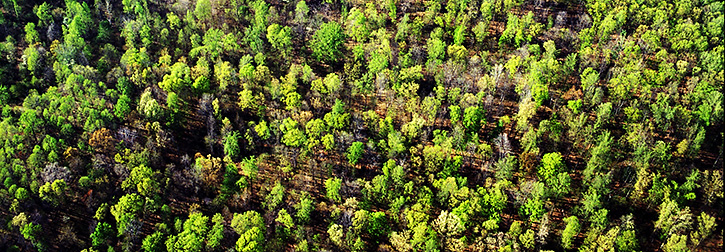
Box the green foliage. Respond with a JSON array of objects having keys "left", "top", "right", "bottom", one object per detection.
[
  {"left": 39, "top": 179, "right": 67, "bottom": 206},
  {"left": 0, "top": 2, "right": 720, "bottom": 252},
  {"left": 233, "top": 211, "right": 265, "bottom": 252},
  {"left": 264, "top": 182, "right": 285, "bottom": 211},
  {"left": 463, "top": 106, "right": 484, "bottom": 133},
  {"left": 324, "top": 99, "right": 350, "bottom": 130},
  {"left": 311, "top": 21, "right": 345, "bottom": 62},
  {"left": 325, "top": 177, "right": 342, "bottom": 203},
  {"left": 142, "top": 231, "right": 165, "bottom": 252},
  {"left": 280, "top": 118, "right": 306, "bottom": 148},
  {"left": 347, "top": 141, "right": 364, "bottom": 166},
  {"left": 499, "top": 12, "right": 542, "bottom": 47},
  {"left": 122, "top": 164, "right": 160, "bottom": 198},
  {"left": 426, "top": 37, "right": 446, "bottom": 65},
  {"left": 561, "top": 216, "right": 580, "bottom": 249},
  {"left": 90, "top": 222, "right": 113, "bottom": 248},
  {"left": 223, "top": 131, "right": 241, "bottom": 158},
  {"left": 519, "top": 229, "right": 535, "bottom": 250},
  {"left": 24, "top": 23, "right": 39, "bottom": 45},
  {"left": 267, "top": 24, "right": 292, "bottom": 57},
  {"left": 111, "top": 193, "right": 144, "bottom": 235},
  {"left": 295, "top": 192, "right": 314, "bottom": 224},
  {"left": 114, "top": 95, "right": 132, "bottom": 119},
  {"left": 539, "top": 152, "right": 564, "bottom": 181}
]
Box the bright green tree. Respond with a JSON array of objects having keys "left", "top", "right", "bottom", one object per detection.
[
  {"left": 310, "top": 21, "right": 345, "bottom": 62},
  {"left": 347, "top": 141, "right": 364, "bottom": 166},
  {"left": 325, "top": 177, "right": 342, "bottom": 203}
]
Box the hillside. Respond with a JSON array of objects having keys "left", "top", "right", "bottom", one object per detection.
[{"left": 0, "top": 0, "right": 722, "bottom": 251}]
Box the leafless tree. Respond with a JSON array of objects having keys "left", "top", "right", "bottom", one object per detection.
[
  {"left": 493, "top": 133, "right": 512, "bottom": 160},
  {"left": 41, "top": 163, "right": 71, "bottom": 184}
]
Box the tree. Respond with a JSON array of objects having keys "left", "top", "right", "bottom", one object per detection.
[
  {"left": 195, "top": 0, "right": 212, "bottom": 24},
  {"left": 115, "top": 95, "right": 132, "bottom": 119},
  {"left": 294, "top": 0, "right": 309, "bottom": 24},
  {"left": 494, "top": 155, "right": 517, "bottom": 181},
  {"left": 311, "top": 21, "right": 345, "bottom": 62},
  {"left": 275, "top": 209, "right": 294, "bottom": 238},
  {"left": 463, "top": 106, "right": 484, "bottom": 133},
  {"left": 295, "top": 192, "right": 314, "bottom": 224},
  {"left": 561, "top": 216, "right": 580, "bottom": 249},
  {"left": 35, "top": 2, "right": 52, "bottom": 26},
  {"left": 520, "top": 229, "right": 535, "bottom": 250},
  {"left": 327, "top": 224, "right": 344, "bottom": 247},
  {"left": 267, "top": 24, "right": 292, "bottom": 57},
  {"left": 90, "top": 222, "right": 114, "bottom": 248},
  {"left": 139, "top": 88, "right": 162, "bottom": 120},
  {"left": 539, "top": 152, "right": 564, "bottom": 181},
  {"left": 325, "top": 177, "right": 342, "bottom": 203},
  {"left": 215, "top": 61, "right": 236, "bottom": 92},
  {"left": 433, "top": 210, "right": 464, "bottom": 237},
  {"left": 168, "top": 212, "right": 210, "bottom": 252},
  {"left": 111, "top": 193, "right": 144, "bottom": 235},
  {"left": 39, "top": 179, "right": 67, "bottom": 206},
  {"left": 368, "top": 211, "right": 389, "bottom": 239},
  {"left": 691, "top": 212, "right": 717, "bottom": 247},
  {"left": 280, "top": 118, "right": 306, "bottom": 148},
  {"left": 159, "top": 62, "right": 192, "bottom": 93},
  {"left": 347, "top": 141, "right": 364, "bottom": 166},
  {"left": 662, "top": 234, "right": 688, "bottom": 252},
  {"left": 122, "top": 164, "right": 160, "bottom": 198},
  {"left": 223, "top": 131, "right": 240, "bottom": 158},
  {"left": 24, "top": 23, "right": 39, "bottom": 45},
  {"left": 324, "top": 99, "right": 350, "bottom": 130},
  {"left": 232, "top": 211, "right": 265, "bottom": 252},
  {"left": 142, "top": 231, "right": 165, "bottom": 252},
  {"left": 426, "top": 37, "right": 445, "bottom": 65},
  {"left": 264, "top": 182, "right": 285, "bottom": 211}
]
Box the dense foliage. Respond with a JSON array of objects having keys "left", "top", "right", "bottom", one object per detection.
[{"left": 0, "top": 0, "right": 722, "bottom": 251}]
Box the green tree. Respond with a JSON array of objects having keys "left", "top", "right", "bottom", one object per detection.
[
  {"left": 691, "top": 212, "right": 717, "bottom": 247},
  {"left": 325, "top": 177, "right": 342, "bottom": 203},
  {"left": 24, "top": 23, "right": 39, "bottom": 45},
  {"left": 264, "top": 182, "right": 285, "bottom": 211},
  {"left": 280, "top": 118, "right": 306, "bottom": 148},
  {"left": 207, "top": 214, "right": 224, "bottom": 250},
  {"left": 295, "top": 192, "right": 314, "bottom": 224},
  {"left": 324, "top": 99, "right": 350, "bottom": 130},
  {"left": 463, "top": 106, "right": 484, "bottom": 133},
  {"left": 311, "top": 21, "right": 345, "bottom": 62},
  {"left": 111, "top": 193, "right": 144, "bottom": 235},
  {"left": 232, "top": 211, "right": 265, "bottom": 252},
  {"left": 90, "top": 222, "right": 114, "bottom": 248},
  {"left": 267, "top": 24, "right": 292, "bottom": 57},
  {"left": 115, "top": 95, "right": 132, "bottom": 119},
  {"left": 561, "top": 216, "right": 580, "bottom": 249},
  {"left": 168, "top": 212, "right": 209, "bottom": 252},
  {"left": 142, "top": 231, "right": 165, "bottom": 252},
  {"left": 519, "top": 229, "right": 535, "bottom": 250},
  {"left": 39, "top": 179, "right": 67, "bottom": 206},
  {"left": 122, "top": 164, "right": 160, "bottom": 198},
  {"left": 426, "top": 37, "right": 446, "bottom": 65},
  {"left": 223, "top": 131, "right": 241, "bottom": 158},
  {"left": 346, "top": 8, "right": 370, "bottom": 42},
  {"left": 215, "top": 61, "right": 236, "bottom": 92},
  {"left": 195, "top": 0, "right": 212, "bottom": 24},
  {"left": 347, "top": 141, "right": 364, "bottom": 166},
  {"left": 159, "top": 62, "right": 192, "bottom": 93},
  {"left": 35, "top": 2, "right": 52, "bottom": 26},
  {"left": 539, "top": 152, "right": 564, "bottom": 181},
  {"left": 139, "top": 88, "right": 162, "bottom": 120},
  {"left": 275, "top": 209, "right": 294, "bottom": 238}
]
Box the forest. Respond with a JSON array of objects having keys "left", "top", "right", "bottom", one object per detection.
[{"left": 0, "top": 0, "right": 723, "bottom": 251}]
